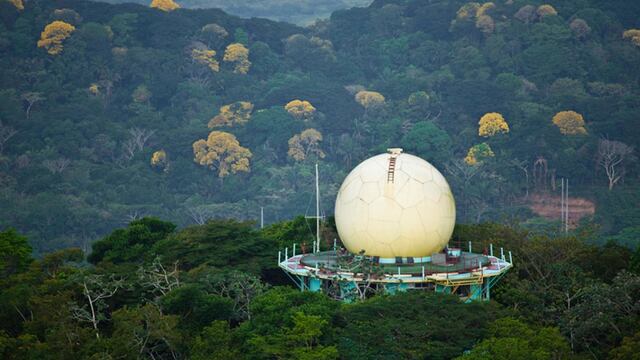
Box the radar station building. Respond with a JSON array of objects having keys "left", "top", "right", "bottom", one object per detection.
[{"left": 279, "top": 148, "right": 512, "bottom": 302}]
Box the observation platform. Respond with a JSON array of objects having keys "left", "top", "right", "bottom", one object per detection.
[{"left": 278, "top": 245, "right": 513, "bottom": 302}]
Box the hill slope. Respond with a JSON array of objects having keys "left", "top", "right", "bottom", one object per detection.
[
  {"left": 0, "top": 0, "right": 639, "bottom": 253},
  {"left": 93, "top": 0, "right": 374, "bottom": 25}
]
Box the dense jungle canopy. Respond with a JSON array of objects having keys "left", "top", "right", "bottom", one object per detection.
[{"left": 1, "top": 0, "right": 640, "bottom": 358}]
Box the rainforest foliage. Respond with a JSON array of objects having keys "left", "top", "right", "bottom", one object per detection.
[
  {"left": 1, "top": 0, "right": 639, "bottom": 254},
  {"left": 1, "top": 220, "right": 640, "bottom": 359},
  {"left": 1, "top": 0, "right": 640, "bottom": 357},
  {"left": 97, "top": 0, "right": 375, "bottom": 25}
]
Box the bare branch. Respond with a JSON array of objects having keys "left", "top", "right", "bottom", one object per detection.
[
  {"left": 138, "top": 257, "right": 180, "bottom": 301},
  {"left": 124, "top": 210, "right": 145, "bottom": 224},
  {"left": 597, "top": 138, "right": 634, "bottom": 190},
  {"left": 185, "top": 206, "right": 213, "bottom": 225},
  {"left": 42, "top": 157, "right": 71, "bottom": 174},
  {"left": 21, "top": 92, "right": 44, "bottom": 120},
  {"left": 69, "top": 274, "right": 124, "bottom": 339},
  {"left": 129, "top": 128, "right": 156, "bottom": 152}
]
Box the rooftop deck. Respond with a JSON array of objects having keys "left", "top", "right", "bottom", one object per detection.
[{"left": 279, "top": 250, "right": 512, "bottom": 284}]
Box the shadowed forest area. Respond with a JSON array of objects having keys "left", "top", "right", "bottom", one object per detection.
[
  {"left": 95, "top": 0, "right": 375, "bottom": 25},
  {"left": 1, "top": 0, "right": 640, "bottom": 358}
]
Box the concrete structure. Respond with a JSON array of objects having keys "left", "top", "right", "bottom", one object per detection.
[{"left": 279, "top": 149, "right": 512, "bottom": 302}]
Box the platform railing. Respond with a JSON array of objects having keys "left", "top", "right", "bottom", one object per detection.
[{"left": 279, "top": 242, "right": 513, "bottom": 277}]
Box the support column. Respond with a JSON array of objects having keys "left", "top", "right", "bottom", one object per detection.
[
  {"left": 469, "top": 283, "right": 483, "bottom": 302},
  {"left": 309, "top": 278, "right": 322, "bottom": 292},
  {"left": 385, "top": 283, "right": 409, "bottom": 295},
  {"left": 483, "top": 279, "right": 491, "bottom": 300}
]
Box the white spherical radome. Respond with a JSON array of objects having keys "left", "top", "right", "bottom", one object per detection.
[{"left": 334, "top": 151, "right": 456, "bottom": 258}]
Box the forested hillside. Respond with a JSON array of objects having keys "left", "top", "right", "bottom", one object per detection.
[
  {"left": 2, "top": 0, "right": 640, "bottom": 358},
  {"left": 95, "top": 0, "right": 374, "bottom": 25},
  {"left": 1, "top": 0, "right": 640, "bottom": 256}
]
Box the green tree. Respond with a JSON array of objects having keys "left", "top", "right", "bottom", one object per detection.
[
  {"left": 337, "top": 292, "right": 501, "bottom": 359},
  {"left": 610, "top": 331, "right": 640, "bottom": 360},
  {"left": 161, "top": 284, "right": 233, "bottom": 332},
  {"left": 190, "top": 320, "right": 238, "bottom": 360},
  {"left": 0, "top": 229, "right": 32, "bottom": 279},
  {"left": 88, "top": 218, "right": 176, "bottom": 264},
  {"left": 234, "top": 27, "right": 248, "bottom": 45},
  {"left": 108, "top": 304, "right": 183, "bottom": 358},
  {"left": 108, "top": 13, "right": 138, "bottom": 47},
  {"left": 567, "top": 271, "right": 640, "bottom": 357},
  {"left": 243, "top": 287, "right": 339, "bottom": 359},
  {"left": 457, "top": 317, "right": 570, "bottom": 360},
  {"left": 401, "top": 122, "right": 452, "bottom": 166},
  {"left": 152, "top": 220, "right": 276, "bottom": 273}
]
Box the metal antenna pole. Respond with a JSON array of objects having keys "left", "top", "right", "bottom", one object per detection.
[
  {"left": 565, "top": 179, "right": 569, "bottom": 233},
  {"left": 560, "top": 178, "right": 564, "bottom": 231},
  {"left": 316, "top": 163, "right": 320, "bottom": 252}
]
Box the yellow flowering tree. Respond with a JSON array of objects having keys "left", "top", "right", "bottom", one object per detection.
[
  {"left": 192, "top": 48, "right": 220, "bottom": 72},
  {"left": 355, "top": 91, "right": 385, "bottom": 109},
  {"left": 464, "top": 143, "right": 495, "bottom": 165},
  {"left": 476, "top": 2, "right": 495, "bottom": 17},
  {"left": 456, "top": 2, "right": 480, "bottom": 20},
  {"left": 88, "top": 84, "right": 100, "bottom": 96},
  {"left": 623, "top": 29, "right": 640, "bottom": 47},
  {"left": 37, "top": 21, "right": 76, "bottom": 55},
  {"left": 151, "top": 150, "right": 167, "bottom": 168},
  {"left": 223, "top": 43, "right": 251, "bottom": 74},
  {"left": 285, "top": 100, "right": 316, "bottom": 120},
  {"left": 288, "top": 129, "right": 325, "bottom": 161},
  {"left": 454, "top": 2, "right": 496, "bottom": 34},
  {"left": 150, "top": 0, "right": 179, "bottom": 12},
  {"left": 193, "top": 131, "right": 252, "bottom": 181},
  {"left": 208, "top": 102, "right": 254, "bottom": 128},
  {"left": 478, "top": 112, "right": 509, "bottom": 137},
  {"left": 552, "top": 111, "right": 587, "bottom": 135}
]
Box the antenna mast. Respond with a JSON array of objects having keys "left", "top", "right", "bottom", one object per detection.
[
  {"left": 565, "top": 179, "right": 569, "bottom": 233},
  {"left": 316, "top": 163, "right": 320, "bottom": 252}
]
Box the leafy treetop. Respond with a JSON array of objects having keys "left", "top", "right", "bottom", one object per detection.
[
  {"left": 552, "top": 111, "right": 587, "bottom": 135},
  {"left": 465, "top": 143, "right": 495, "bottom": 166},
  {"left": 150, "top": 0, "right": 180, "bottom": 12},
  {"left": 223, "top": 43, "right": 251, "bottom": 74},
  {"left": 478, "top": 112, "right": 509, "bottom": 137},
  {"left": 192, "top": 131, "right": 252, "bottom": 179},
  {"left": 285, "top": 99, "right": 316, "bottom": 120},
  {"left": 37, "top": 21, "right": 76, "bottom": 55},
  {"left": 208, "top": 102, "right": 254, "bottom": 128}
]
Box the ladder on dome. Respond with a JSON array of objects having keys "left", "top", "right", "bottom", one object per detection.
[
  {"left": 387, "top": 157, "right": 396, "bottom": 183},
  {"left": 387, "top": 148, "right": 403, "bottom": 184}
]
